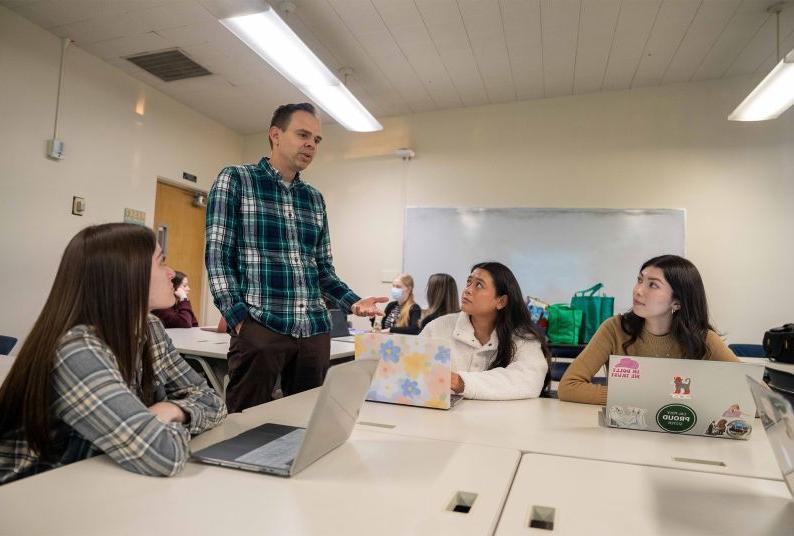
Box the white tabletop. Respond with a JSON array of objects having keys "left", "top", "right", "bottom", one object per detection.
[
  {"left": 165, "top": 327, "right": 355, "bottom": 361},
  {"left": 0, "top": 411, "right": 520, "bottom": 536},
  {"left": 496, "top": 453, "right": 793, "bottom": 535},
  {"left": 248, "top": 389, "right": 782, "bottom": 481},
  {"left": 738, "top": 356, "right": 794, "bottom": 375}
]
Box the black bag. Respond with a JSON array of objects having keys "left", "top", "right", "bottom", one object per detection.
[{"left": 762, "top": 324, "right": 794, "bottom": 363}]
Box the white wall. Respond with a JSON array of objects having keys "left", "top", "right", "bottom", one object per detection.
[
  {"left": 243, "top": 75, "right": 794, "bottom": 343},
  {"left": 0, "top": 6, "right": 243, "bottom": 344}
]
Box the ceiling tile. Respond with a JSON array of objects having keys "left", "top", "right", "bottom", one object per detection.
[
  {"left": 602, "top": 0, "right": 661, "bottom": 91},
  {"left": 661, "top": 0, "right": 742, "bottom": 84},
  {"left": 724, "top": 4, "right": 794, "bottom": 77},
  {"left": 502, "top": 0, "right": 544, "bottom": 100},
  {"left": 631, "top": 0, "right": 700, "bottom": 88},
  {"left": 573, "top": 0, "right": 620, "bottom": 95}
]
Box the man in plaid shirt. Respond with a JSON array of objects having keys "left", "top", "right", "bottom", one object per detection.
[{"left": 206, "top": 103, "right": 385, "bottom": 412}]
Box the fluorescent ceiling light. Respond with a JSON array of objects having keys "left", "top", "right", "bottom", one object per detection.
[
  {"left": 729, "top": 50, "right": 794, "bottom": 121},
  {"left": 221, "top": 7, "right": 382, "bottom": 132}
]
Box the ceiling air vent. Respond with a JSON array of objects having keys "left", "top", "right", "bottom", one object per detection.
[{"left": 126, "top": 49, "right": 211, "bottom": 82}]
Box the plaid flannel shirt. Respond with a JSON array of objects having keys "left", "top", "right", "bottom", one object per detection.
[
  {"left": 0, "top": 315, "right": 227, "bottom": 486},
  {"left": 205, "top": 157, "right": 359, "bottom": 337}
]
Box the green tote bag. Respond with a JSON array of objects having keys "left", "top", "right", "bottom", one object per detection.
[
  {"left": 546, "top": 304, "right": 583, "bottom": 345},
  {"left": 570, "top": 283, "right": 614, "bottom": 344}
]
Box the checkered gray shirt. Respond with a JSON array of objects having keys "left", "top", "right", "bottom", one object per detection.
[{"left": 0, "top": 315, "right": 227, "bottom": 485}]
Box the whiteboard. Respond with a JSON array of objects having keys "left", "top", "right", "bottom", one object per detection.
[{"left": 403, "top": 208, "right": 686, "bottom": 313}]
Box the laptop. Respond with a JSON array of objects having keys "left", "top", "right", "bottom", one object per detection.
[
  {"left": 192, "top": 359, "right": 378, "bottom": 476},
  {"left": 605, "top": 355, "right": 764, "bottom": 439},
  {"left": 355, "top": 333, "right": 462, "bottom": 410},
  {"left": 746, "top": 376, "right": 794, "bottom": 496},
  {"left": 328, "top": 308, "right": 353, "bottom": 340}
]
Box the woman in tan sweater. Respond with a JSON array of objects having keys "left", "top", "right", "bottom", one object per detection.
[{"left": 558, "top": 255, "right": 738, "bottom": 405}]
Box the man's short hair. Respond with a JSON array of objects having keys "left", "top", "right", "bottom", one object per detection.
[{"left": 269, "top": 103, "right": 318, "bottom": 148}]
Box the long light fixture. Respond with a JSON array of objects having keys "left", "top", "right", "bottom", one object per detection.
[
  {"left": 221, "top": 6, "right": 383, "bottom": 132},
  {"left": 729, "top": 2, "right": 794, "bottom": 121}
]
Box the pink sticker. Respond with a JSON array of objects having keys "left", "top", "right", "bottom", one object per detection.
[{"left": 610, "top": 358, "right": 641, "bottom": 380}]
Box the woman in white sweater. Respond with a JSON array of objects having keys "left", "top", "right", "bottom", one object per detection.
[{"left": 422, "top": 262, "right": 550, "bottom": 400}]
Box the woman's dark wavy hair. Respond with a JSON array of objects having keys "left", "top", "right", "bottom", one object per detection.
[
  {"left": 620, "top": 254, "right": 716, "bottom": 359},
  {"left": 470, "top": 262, "right": 551, "bottom": 390}
]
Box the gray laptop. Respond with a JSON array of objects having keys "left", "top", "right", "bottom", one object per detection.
[
  {"left": 193, "top": 359, "right": 378, "bottom": 476},
  {"left": 328, "top": 308, "right": 351, "bottom": 338},
  {"left": 747, "top": 376, "right": 794, "bottom": 497},
  {"left": 605, "top": 355, "right": 764, "bottom": 439}
]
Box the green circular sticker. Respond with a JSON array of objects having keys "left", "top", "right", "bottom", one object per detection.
[{"left": 656, "top": 404, "right": 697, "bottom": 433}]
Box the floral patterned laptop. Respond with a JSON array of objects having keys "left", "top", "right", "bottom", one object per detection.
[{"left": 355, "top": 333, "right": 458, "bottom": 410}]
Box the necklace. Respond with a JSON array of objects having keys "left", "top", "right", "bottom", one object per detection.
[{"left": 643, "top": 329, "right": 676, "bottom": 358}]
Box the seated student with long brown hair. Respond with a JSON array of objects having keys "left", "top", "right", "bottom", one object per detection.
[
  {"left": 558, "top": 254, "right": 738, "bottom": 405},
  {"left": 152, "top": 270, "right": 199, "bottom": 328},
  {"left": 373, "top": 273, "right": 422, "bottom": 334},
  {"left": 419, "top": 273, "right": 460, "bottom": 332},
  {"left": 0, "top": 223, "right": 227, "bottom": 485},
  {"left": 422, "top": 262, "right": 550, "bottom": 400}
]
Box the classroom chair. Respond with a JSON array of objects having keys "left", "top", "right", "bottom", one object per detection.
[
  {"left": 0, "top": 335, "right": 17, "bottom": 356},
  {"left": 727, "top": 344, "right": 765, "bottom": 358}
]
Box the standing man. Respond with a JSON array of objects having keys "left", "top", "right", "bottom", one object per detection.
[{"left": 206, "top": 103, "right": 385, "bottom": 412}]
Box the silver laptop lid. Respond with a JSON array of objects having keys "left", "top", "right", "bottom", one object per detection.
[
  {"left": 290, "top": 358, "right": 378, "bottom": 475},
  {"left": 606, "top": 355, "right": 764, "bottom": 437},
  {"left": 746, "top": 376, "right": 794, "bottom": 497}
]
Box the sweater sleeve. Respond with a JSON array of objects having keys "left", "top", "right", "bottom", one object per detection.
[
  {"left": 557, "top": 317, "right": 621, "bottom": 405},
  {"left": 152, "top": 300, "right": 198, "bottom": 329},
  {"left": 457, "top": 337, "right": 549, "bottom": 400},
  {"left": 705, "top": 331, "right": 740, "bottom": 362}
]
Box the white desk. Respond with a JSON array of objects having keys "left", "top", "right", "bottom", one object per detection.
[
  {"left": 496, "top": 453, "right": 793, "bottom": 535},
  {"left": 165, "top": 327, "right": 356, "bottom": 395},
  {"left": 0, "top": 409, "right": 520, "bottom": 536},
  {"left": 250, "top": 389, "right": 781, "bottom": 481},
  {"left": 738, "top": 356, "right": 794, "bottom": 375}
]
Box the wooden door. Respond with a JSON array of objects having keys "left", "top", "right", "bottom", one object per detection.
[{"left": 153, "top": 181, "right": 206, "bottom": 321}]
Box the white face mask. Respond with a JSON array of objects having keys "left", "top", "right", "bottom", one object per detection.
[{"left": 390, "top": 287, "right": 404, "bottom": 302}]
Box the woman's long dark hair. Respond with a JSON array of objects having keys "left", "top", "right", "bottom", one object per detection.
[
  {"left": 620, "top": 254, "right": 715, "bottom": 359},
  {"left": 0, "top": 223, "right": 157, "bottom": 457},
  {"left": 424, "top": 273, "right": 460, "bottom": 320},
  {"left": 471, "top": 262, "right": 551, "bottom": 389}
]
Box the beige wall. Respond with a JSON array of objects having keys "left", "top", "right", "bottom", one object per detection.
[
  {"left": 0, "top": 6, "right": 242, "bottom": 344},
  {"left": 244, "top": 75, "right": 794, "bottom": 343}
]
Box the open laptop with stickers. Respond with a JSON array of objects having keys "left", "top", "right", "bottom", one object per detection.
[
  {"left": 746, "top": 376, "right": 794, "bottom": 496},
  {"left": 355, "top": 333, "right": 461, "bottom": 410},
  {"left": 605, "top": 355, "right": 764, "bottom": 439}
]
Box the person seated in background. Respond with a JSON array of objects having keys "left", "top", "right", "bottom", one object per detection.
[
  {"left": 152, "top": 271, "right": 199, "bottom": 328},
  {"left": 372, "top": 273, "right": 422, "bottom": 334},
  {"left": 558, "top": 254, "right": 739, "bottom": 406},
  {"left": 418, "top": 273, "right": 460, "bottom": 333},
  {"left": 422, "top": 262, "right": 550, "bottom": 400},
  {"left": 0, "top": 223, "right": 227, "bottom": 485}
]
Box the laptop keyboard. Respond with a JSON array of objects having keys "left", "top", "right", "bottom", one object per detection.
[{"left": 235, "top": 428, "right": 306, "bottom": 470}]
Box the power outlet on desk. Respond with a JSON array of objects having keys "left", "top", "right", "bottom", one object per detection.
[
  {"left": 446, "top": 491, "right": 477, "bottom": 514},
  {"left": 528, "top": 505, "right": 556, "bottom": 530}
]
